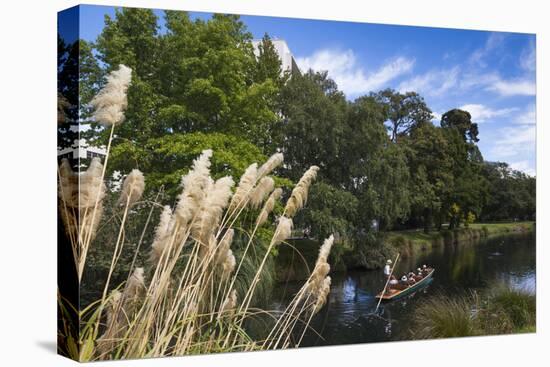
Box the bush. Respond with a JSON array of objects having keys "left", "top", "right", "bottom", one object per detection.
[
  {"left": 412, "top": 294, "right": 478, "bottom": 339},
  {"left": 485, "top": 286, "right": 536, "bottom": 330},
  {"left": 411, "top": 285, "right": 536, "bottom": 339}
]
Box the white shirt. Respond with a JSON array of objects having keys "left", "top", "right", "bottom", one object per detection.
[{"left": 383, "top": 264, "right": 391, "bottom": 276}]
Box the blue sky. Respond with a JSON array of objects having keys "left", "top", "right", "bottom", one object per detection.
[{"left": 66, "top": 5, "right": 536, "bottom": 175}]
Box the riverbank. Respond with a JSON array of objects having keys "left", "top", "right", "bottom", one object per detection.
[
  {"left": 275, "top": 222, "right": 534, "bottom": 282},
  {"left": 386, "top": 221, "right": 535, "bottom": 258}
]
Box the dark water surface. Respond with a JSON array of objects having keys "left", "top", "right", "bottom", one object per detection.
[{"left": 266, "top": 233, "right": 536, "bottom": 346}]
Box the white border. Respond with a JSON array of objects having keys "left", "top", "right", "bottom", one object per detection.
[{"left": 0, "top": 1, "right": 546, "bottom": 366}]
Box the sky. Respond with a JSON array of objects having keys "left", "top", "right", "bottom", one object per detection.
[{"left": 63, "top": 5, "right": 536, "bottom": 175}]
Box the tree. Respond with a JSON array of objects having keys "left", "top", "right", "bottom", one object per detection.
[
  {"left": 440, "top": 108, "right": 479, "bottom": 143},
  {"left": 480, "top": 162, "right": 536, "bottom": 221},
  {"left": 345, "top": 96, "right": 411, "bottom": 230},
  {"left": 296, "top": 182, "right": 359, "bottom": 245},
  {"left": 89, "top": 10, "right": 284, "bottom": 191},
  {"left": 402, "top": 121, "right": 454, "bottom": 232},
  {"left": 108, "top": 132, "right": 273, "bottom": 200},
  {"left": 373, "top": 89, "right": 433, "bottom": 142},
  {"left": 254, "top": 33, "right": 288, "bottom": 87},
  {"left": 279, "top": 70, "right": 347, "bottom": 183}
]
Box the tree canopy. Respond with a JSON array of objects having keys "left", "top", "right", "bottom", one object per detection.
[{"left": 69, "top": 8, "right": 535, "bottom": 248}]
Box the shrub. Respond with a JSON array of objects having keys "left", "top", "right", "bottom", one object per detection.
[{"left": 412, "top": 294, "right": 478, "bottom": 339}]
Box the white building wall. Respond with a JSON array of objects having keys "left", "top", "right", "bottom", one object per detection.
[{"left": 252, "top": 39, "right": 299, "bottom": 75}]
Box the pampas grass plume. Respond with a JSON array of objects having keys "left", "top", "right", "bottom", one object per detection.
[
  {"left": 91, "top": 64, "right": 132, "bottom": 126},
  {"left": 256, "top": 188, "right": 282, "bottom": 227},
  {"left": 257, "top": 153, "right": 283, "bottom": 178},
  {"left": 150, "top": 205, "right": 173, "bottom": 264},
  {"left": 249, "top": 176, "right": 275, "bottom": 209},
  {"left": 175, "top": 149, "right": 213, "bottom": 227},
  {"left": 273, "top": 216, "right": 293, "bottom": 245},
  {"left": 119, "top": 169, "right": 145, "bottom": 208},
  {"left": 284, "top": 165, "right": 319, "bottom": 218},
  {"left": 229, "top": 163, "right": 258, "bottom": 212}
]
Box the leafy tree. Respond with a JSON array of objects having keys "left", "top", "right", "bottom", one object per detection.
[
  {"left": 279, "top": 70, "right": 347, "bottom": 183},
  {"left": 109, "top": 132, "right": 276, "bottom": 199},
  {"left": 441, "top": 108, "right": 479, "bottom": 143},
  {"left": 296, "top": 182, "right": 359, "bottom": 245},
  {"left": 254, "top": 33, "right": 288, "bottom": 87},
  {"left": 402, "top": 121, "right": 454, "bottom": 232},
  {"left": 373, "top": 89, "right": 433, "bottom": 142},
  {"left": 480, "top": 162, "right": 536, "bottom": 221}
]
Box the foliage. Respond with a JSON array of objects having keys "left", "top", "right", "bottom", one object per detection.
[
  {"left": 295, "top": 181, "right": 359, "bottom": 244},
  {"left": 108, "top": 131, "right": 276, "bottom": 199},
  {"left": 373, "top": 88, "right": 433, "bottom": 142},
  {"left": 66, "top": 7, "right": 535, "bottom": 280},
  {"left": 412, "top": 285, "right": 536, "bottom": 339}
]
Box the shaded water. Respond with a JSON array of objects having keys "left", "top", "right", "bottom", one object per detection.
[{"left": 266, "top": 232, "right": 535, "bottom": 346}]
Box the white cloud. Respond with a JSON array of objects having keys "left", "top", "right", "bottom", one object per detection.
[
  {"left": 459, "top": 71, "right": 535, "bottom": 97},
  {"left": 520, "top": 42, "right": 536, "bottom": 72},
  {"left": 469, "top": 32, "right": 507, "bottom": 67},
  {"left": 516, "top": 104, "right": 536, "bottom": 125},
  {"left": 398, "top": 66, "right": 460, "bottom": 97},
  {"left": 459, "top": 104, "right": 518, "bottom": 123},
  {"left": 486, "top": 78, "right": 536, "bottom": 96},
  {"left": 296, "top": 49, "right": 414, "bottom": 96},
  {"left": 509, "top": 160, "right": 536, "bottom": 176},
  {"left": 490, "top": 124, "right": 536, "bottom": 159}
]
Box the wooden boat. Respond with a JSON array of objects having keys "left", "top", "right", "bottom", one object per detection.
[{"left": 375, "top": 268, "right": 435, "bottom": 301}]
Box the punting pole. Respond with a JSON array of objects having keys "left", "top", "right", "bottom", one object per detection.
[{"left": 375, "top": 253, "right": 400, "bottom": 313}]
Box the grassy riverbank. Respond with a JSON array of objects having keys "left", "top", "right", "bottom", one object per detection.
[
  {"left": 386, "top": 221, "right": 535, "bottom": 257},
  {"left": 411, "top": 284, "right": 536, "bottom": 338}
]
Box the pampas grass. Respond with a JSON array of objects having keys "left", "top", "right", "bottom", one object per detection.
[
  {"left": 62, "top": 150, "right": 334, "bottom": 361},
  {"left": 118, "top": 169, "right": 145, "bottom": 208},
  {"left": 175, "top": 149, "right": 213, "bottom": 228},
  {"left": 249, "top": 176, "right": 275, "bottom": 209},
  {"left": 228, "top": 163, "right": 258, "bottom": 213},
  {"left": 58, "top": 65, "right": 133, "bottom": 283},
  {"left": 150, "top": 205, "right": 174, "bottom": 264},
  {"left": 284, "top": 165, "right": 319, "bottom": 217},
  {"left": 90, "top": 65, "right": 132, "bottom": 126},
  {"left": 257, "top": 188, "right": 283, "bottom": 227},
  {"left": 257, "top": 152, "right": 284, "bottom": 178},
  {"left": 191, "top": 176, "right": 234, "bottom": 247},
  {"left": 58, "top": 157, "right": 106, "bottom": 281},
  {"left": 59, "top": 64, "right": 334, "bottom": 359}
]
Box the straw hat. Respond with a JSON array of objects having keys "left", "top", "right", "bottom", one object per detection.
[{"left": 387, "top": 259, "right": 392, "bottom": 264}]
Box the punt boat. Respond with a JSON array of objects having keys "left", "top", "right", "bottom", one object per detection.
[{"left": 375, "top": 268, "right": 435, "bottom": 301}]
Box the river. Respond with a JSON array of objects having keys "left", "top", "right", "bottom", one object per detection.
[{"left": 265, "top": 232, "right": 536, "bottom": 346}]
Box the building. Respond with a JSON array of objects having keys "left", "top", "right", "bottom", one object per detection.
[
  {"left": 251, "top": 39, "right": 301, "bottom": 76},
  {"left": 57, "top": 139, "right": 106, "bottom": 161}
]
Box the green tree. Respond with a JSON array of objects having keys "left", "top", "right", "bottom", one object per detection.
[
  {"left": 373, "top": 89, "right": 433, "bottom": 142},
  {"left": 89, "top": 10, "right": 284, "bottom": 195},
  {"left": 402, "top": 121, "right": 454, "bottom": 232},
  {"left": 279, "top": 70, "right": 347, "bottom": 183},
  {"left": 441, "top": 108, "right": 479, "bottom": 143},
  {"left": 254, "top": 33, "right": 288, "bottom": 86}
]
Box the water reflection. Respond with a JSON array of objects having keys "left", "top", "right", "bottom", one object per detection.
[{"left": 267, "top": 233, "right": 535, "bottom": 346}]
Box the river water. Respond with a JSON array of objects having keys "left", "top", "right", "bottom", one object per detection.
[{"left": 266, "top": 232, "right": 536, "bottom": 346}]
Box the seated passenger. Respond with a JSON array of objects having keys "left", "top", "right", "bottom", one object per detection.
[
  {"left": 413, "top": 268, "right": 423, "bottom": 281},
  {"left": 421, "top": 264, "right": 432, "bottom": 276},
  {"left": 407, "top": 276, "right": 417, "bottom": 286}
]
